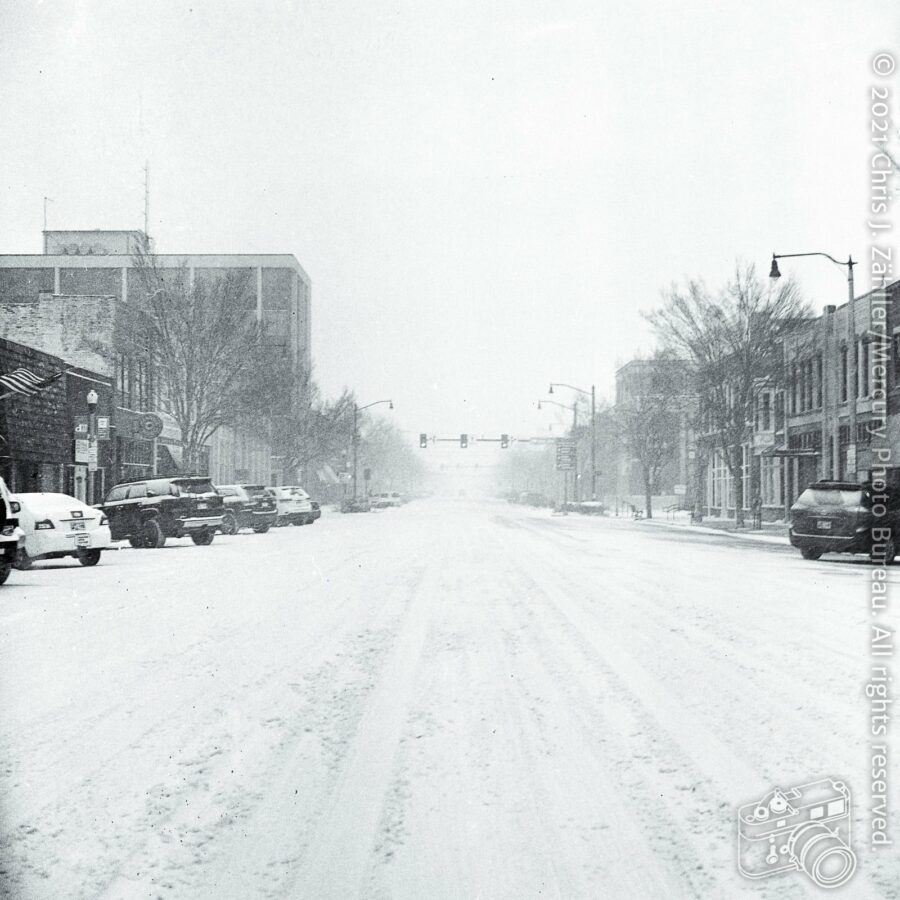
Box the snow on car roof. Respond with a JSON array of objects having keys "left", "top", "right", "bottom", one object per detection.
[{"left": 15, "top": 492, "right": 93, "bottom": 512}]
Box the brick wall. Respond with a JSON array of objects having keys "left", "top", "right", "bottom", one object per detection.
[
  {"left": 0, "top": 294, "right": 118, "bottom": 376},
  {"left": 0, "top": 338, "right": 70, "bottom": 491}
]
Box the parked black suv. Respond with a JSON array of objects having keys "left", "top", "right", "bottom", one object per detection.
[
  {"left": 790, "top": 480, "right": 899, "bottom": 563},
  {"left": 215, "top": 484, "right": 278, "bottom": 534},
  {"left": 98, "top": 476, "right": 224, "bottom": 548}
]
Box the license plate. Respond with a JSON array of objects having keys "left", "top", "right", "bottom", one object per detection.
[
  {"left": 817, "top": 519, "right": 832, "bottom": 530},
  {"left": 70, "top": 521, "right": 86, "bottom": 531},
  {"left": 76, "top": 534, "right": 90, "bottom": 547},
  {"left": 197, "top": 502, "right": 208, "bottom": 509}
]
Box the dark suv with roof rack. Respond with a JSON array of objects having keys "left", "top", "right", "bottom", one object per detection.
[
  {"left": 790, "top": 480, "right": 899, "bottom": 563},
  {"left": 97, "top": 476, "right": 224, "bottom": 548}
]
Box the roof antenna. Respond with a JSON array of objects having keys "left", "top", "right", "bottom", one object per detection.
[{"left": 143, "top": 160, "right": 150, "bottom": 243}]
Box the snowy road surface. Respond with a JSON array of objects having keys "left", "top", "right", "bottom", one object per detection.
[{"left": 1, "top": 499, "right": 897, "bottom": 899}]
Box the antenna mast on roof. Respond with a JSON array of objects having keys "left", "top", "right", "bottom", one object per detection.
[{"left": 143, "top": 160, "right": 150, "bottom": 241}]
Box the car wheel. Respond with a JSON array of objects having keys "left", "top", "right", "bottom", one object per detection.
[
  {"left": 872, "top": 538, "right": 896, "bottom": 565},
  {"left": 77, "top": 549, "right": 102, "bottom": 567},
  {"left": 220, "top": 511, "right": 238, "bottom": 535},
  {"left": 14, "top": 548, "right": 33, "bottom": 570},
  {"left": 142, "top": 519, "right": 165, "bottom": 549},
  {"left": 800, "top": 548, "right": 823, "bottom": 561},
  {"left": 0, "top": 559, "right": 11, "bottom": 584},
  {"left": 128, "top": 536, "right": 142, "bottom": 549},
  {"left": 253, "top": 524, "right": 271, "bottom": 534},
  {"left": 191, "top": 529, "right": 215, "bottom": 545}
]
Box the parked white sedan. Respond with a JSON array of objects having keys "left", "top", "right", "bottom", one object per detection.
[{"left": 13, "top": 492, "right": 113, "bottom": 569}]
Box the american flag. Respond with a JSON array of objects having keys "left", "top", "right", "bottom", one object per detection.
[{"left": 0, "top": 367, "right": 66, "bottom": 399}]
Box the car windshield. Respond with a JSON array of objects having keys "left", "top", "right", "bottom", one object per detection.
[{"left": 794, "top": 487, "right": 868, "bottom": 509}]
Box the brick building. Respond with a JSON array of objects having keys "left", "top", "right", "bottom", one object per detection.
[{"left": 0, "top": 337, "right": 114, "bottom": 500}]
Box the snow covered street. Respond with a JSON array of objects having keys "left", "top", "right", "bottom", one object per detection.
[{"left": 1, "top": 499, "right": 897, "bottom": 899}]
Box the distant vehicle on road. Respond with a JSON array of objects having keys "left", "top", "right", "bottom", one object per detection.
[
  {"left": 97, "top": 476, "right": 224, "bottom": 548},
  {"left": 0, "top": 478, "right": 24, "bottom": 584},
  {"left": 267, "top": 485, "right": 315, "bottom": 525},
  {"left": 790, "top": 480, "right": 898, "bottom": 563},
  {"left": 340, "top": 497, "right": 371, "bottom": 513},
  {"left": 518, "top": 491, "right": 550, "bottom": 508},
  {"left": 215, "top": 484, "right": 278, "bottom": 534},
  {"left": 13, "top": 492, "right": 113, "bottom": 569}
]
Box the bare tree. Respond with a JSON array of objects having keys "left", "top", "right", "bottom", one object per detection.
[
  {"left": 123, "top": 249, "right": 293, "bottom": 472},
  {"left": 615, "top": 353, "right": 689, "bottom": 518},
  {"left": 646, "top": 262, "right": 808, "bottom": 525}
]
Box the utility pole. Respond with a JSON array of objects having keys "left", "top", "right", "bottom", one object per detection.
[{"left": 143, "top": 161, "right": 150, "bottom": 240}]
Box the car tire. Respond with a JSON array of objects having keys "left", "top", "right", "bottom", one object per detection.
[
  {"left": 0, "top": 559, "right": 11, "bottom": 584},
  {"left": 191, "top": 529, "right": 215, "bottom": 546},
  {"left": 77, "top": 549, "right": 102, "bottom": 566},
  {"left": 253, "top": 524, "right": 271, "bottom": 534},
  {"left": 14, "top": 548, "right": 33, "bottom": 570},
  {"left": 872, "top": 539, "right": 896, "bottom": 565},
  {"left": 142, "top": 519, "right": 165, "bottom": 549},
  {"left": 128, "top": 536, "right": 142, "bottom": 549},
  {"left": 800, "top": 548, "right": 823, "bottom": 561},
  {"left": 220, "top": 511, "right": 238, "bottom": 535}
]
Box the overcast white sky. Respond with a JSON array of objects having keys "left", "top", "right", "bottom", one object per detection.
[{"left": 1, "top": 0, "right": 897, "bottom": 443}]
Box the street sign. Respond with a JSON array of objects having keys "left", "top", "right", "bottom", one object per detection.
[
  {"left": 74, "top": 416, "right": 89, "bottom": 437},
  {"left": 87, "top": 441, "right": 98, "bottom": 472},
  {"left": 555, "top": 438, "right": 576, "bottom": 471},
  {"left": 75, "top": 438, "right": 89, "bottom": 463},
  {"left": 96, "top": 416, "right": 110, "bottom": 440}
]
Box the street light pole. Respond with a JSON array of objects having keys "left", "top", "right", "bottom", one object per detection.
[
  {"left": 770, "top": 252, "right": 857, "bottom": 480},
  {"left": 352, "top": 399, "right": 393, "bottom": 501},
  {"left": 86, "top": 389, "right": 98, "bottom": 504},
  {"left": 549, "top": 381, "right": 596, "bottom": 500}
]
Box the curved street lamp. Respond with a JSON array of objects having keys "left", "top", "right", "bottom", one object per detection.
[
  {"left": 770, "top": 251, "right": 857, "bottom": 480},
  {"left": 353, "top": 399, "right": 393, "bottom": 499}
]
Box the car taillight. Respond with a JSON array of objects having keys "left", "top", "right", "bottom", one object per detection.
[
  {"left": 100, "top": 515, "right": 108, "bottom": 525},
  {"left": 1, "top": 524, "right": 16, "bottom": 536},
  {"left": 35, "top": 519, "right": 55, "bottom": 530}
]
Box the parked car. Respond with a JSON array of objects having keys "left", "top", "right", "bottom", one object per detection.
[
  {"left": 0, "top": 478, "right": 23, "bottom": 584},
  {"left": 340, "top": 497, "right": 371, "bottom": 513},
  {"left": 267, "top": 485, "right": 314, "bottom": 526},
  {"left": 215, "top": 484, "right": 278, "bottom": 534},
  {"left": 97, "top": 476, "right": 224, "bottom": 548},
  {"left": 13, "top": 492, "right": 113, "bottom": 569},
  {"left": 790, "top": 480, "right": 899, "bottom": 563}
]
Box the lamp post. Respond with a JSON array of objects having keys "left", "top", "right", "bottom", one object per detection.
[
  {"left": 86, "top": 389, "right": 98, "bottom": 504},
  {"left": 352, "top": 399, "right": 393, "bottom": 500},
  {"left": 550, "top": 382, "right": 596, "bottom": 500},
  {"left": 770, "top": 252, "right": 857, "bottom": 480}
]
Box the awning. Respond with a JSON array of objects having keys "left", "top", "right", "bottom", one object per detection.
[{"left": 762, "top": 446, "right": 820, "bottom": 458}]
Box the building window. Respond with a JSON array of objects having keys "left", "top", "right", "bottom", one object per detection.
[
  {"left": 840, "top": 345, "right": 848, "bottom": 403},
  {"left": 762, "top": 393, "right": 771, "bottom": 431},
  {"left": 860, "top": 340, "right": 870, "bottom": 398},
  {"left": 791, "top": 364, "right": 798, "bottom": 414},
  {"left": 815, "top": 354, "right": 823, "bottom": 408}
]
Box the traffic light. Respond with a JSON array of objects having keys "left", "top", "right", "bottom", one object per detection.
[
  {"left": 500, "top": 433, "right": 509, "bottom": 449},
  {"left": 419, "top": 433, "right": 428, "bottom": 448},
  {"left": 460, "top": 433, "right": 468, "bottom": 449}
]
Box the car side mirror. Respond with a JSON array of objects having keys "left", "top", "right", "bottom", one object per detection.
[{"left": 10, "top": 501, "right": 20, "bottom": 513}]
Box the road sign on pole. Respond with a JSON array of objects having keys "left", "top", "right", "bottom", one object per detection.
[{"left": 555, "top": 438, "right": 576, "bottom": 471}]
